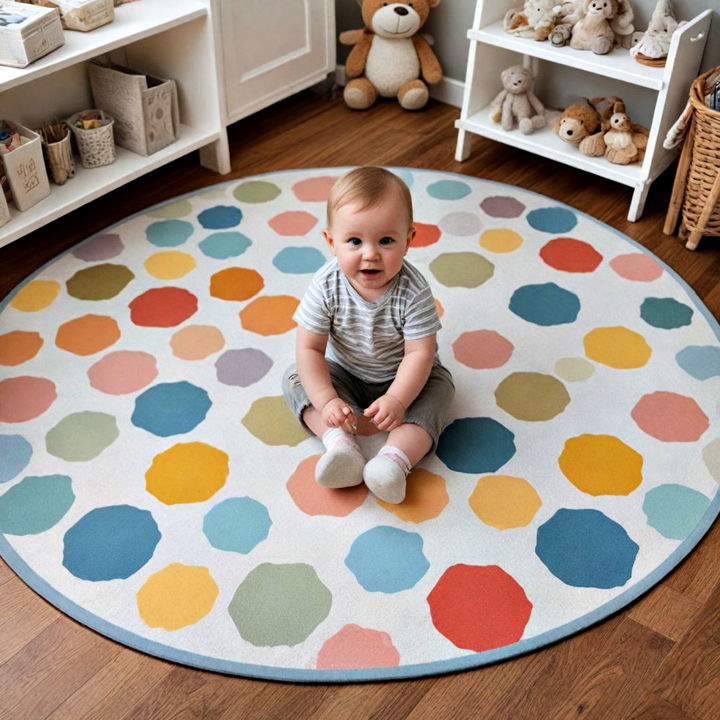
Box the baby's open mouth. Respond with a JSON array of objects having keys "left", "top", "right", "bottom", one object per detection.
[{"left": 361, "top": 269, "right": 381, "bottom": 275}]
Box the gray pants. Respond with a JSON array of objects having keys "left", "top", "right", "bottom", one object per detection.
[{"left": 282, "top": 360, "right": 455, "bottom": 452}]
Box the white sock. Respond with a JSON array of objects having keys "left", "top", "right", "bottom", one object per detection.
[
  {"left": 363, "top": 445, "right": 411, "bottom": 504},
  {"left": 315, "top": 428, "right": 364, "bottom": 488}
]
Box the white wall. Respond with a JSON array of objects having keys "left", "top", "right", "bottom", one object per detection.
[{"left": 335, "top": 0, "right": 719, "bottom": 84}]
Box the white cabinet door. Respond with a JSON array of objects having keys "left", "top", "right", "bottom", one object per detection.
[{"left": 218, "top": 0, "right": 335, "bottom": 124}]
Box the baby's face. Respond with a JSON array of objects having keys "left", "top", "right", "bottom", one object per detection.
[{"left": 324, "top": 192, "right": 414, "bottom": 302}]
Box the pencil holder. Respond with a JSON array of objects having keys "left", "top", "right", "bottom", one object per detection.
[{"left": 67, "top": 109, "right": 115, "bottom": 169}]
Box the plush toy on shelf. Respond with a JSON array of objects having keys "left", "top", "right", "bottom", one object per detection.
[
  {"left": 552, "top": 97, "right": 606, "bottom": 155},
  {"left": 597, "top": 98, "right": 649, "bottom": 164},
  {"left": 548, "top": 0, "right": 585, "bottom": 46},
  {"left": 570, "top": 0, "right": 635, "bottom": 54},
  {"left": 491, "top": 64, "right": 546, "bottom": 134},
  {"left": 339, "top": 0, "right": 443, "bottom": 111},
  {"left": 630, "top": 0, "right": 685, "bottom": 66},
  {"left": 503, "top": 0, "right": 564, "bottom": 42}
]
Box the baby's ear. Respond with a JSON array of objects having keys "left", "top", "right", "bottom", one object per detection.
[
  {"left": 323, "top": 229, "right": 335, "bottom": 250},
  {"left": 406, "top": 226, "right": 416, "bottom": 251}
]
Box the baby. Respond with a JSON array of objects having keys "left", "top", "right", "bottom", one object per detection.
[{"left": 283, "top": 166, "right": 454, "bottom": 503}]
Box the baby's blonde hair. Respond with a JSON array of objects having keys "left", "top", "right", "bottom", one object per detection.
[{"left": 326, "top": 166, "right": 413, "bottom": 230}]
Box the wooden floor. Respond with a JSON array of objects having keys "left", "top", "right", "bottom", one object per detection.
[{"left": 1, "top": 88, "right": 719, "bottom": 720}]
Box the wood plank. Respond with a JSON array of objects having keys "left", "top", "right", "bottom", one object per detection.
[{"left": 628, "top": 584, "right": 704, "bottom": 642}]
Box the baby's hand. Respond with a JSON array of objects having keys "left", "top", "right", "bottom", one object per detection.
[
  {"left": 321, "top": 398, "right": 357, "bottom": 434},
  {"left": 364, "top": 394, "right": 405, "bottom": 432}
]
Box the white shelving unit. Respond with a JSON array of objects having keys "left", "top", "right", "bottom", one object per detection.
[
  {"left": 455, "top": 2, "right": 712, "bottom": 221},
  {"left": 0, "top": 0, "right": 230, "bottom": 248}
]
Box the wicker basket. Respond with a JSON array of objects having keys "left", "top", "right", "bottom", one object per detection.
[
  {"left": 664, "top": 67, "right": 720, "bottom": 250},
  {"left": 67, "top": 110, "right": 115, "bottom": 169}
]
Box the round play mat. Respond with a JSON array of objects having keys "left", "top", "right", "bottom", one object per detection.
[{"left": 1, "top": 168, "right": 719, "bottom": 682}]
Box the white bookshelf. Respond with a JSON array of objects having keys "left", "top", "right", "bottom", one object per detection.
[
  {"left": 0, "top": 0, "right": 230, "bottom": 248},
  {"left": 455, "top": 2, "right": 712, "bottom": 221}
]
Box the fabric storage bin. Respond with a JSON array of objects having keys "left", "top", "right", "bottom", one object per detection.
[
  {"left": 0, "top": 183, "right": 9, "bottom": 227},
  {"left": 24, "top": 0, "right": 115, "bottom": 32},
  {"left": 88, "top": 62, "right": 179, "bottom": 156},
  {"left": 67, "top": 110, "right": 115, "bottom": 168},
  {"left": 0, "top": 120, "right": 50, "bottom": 211},
  {"left": 0, "top": 1, "right": 64, "bottom": 68}
]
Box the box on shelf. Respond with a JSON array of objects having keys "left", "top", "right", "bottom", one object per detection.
[
  {"left": 0, "top": 119, "right": 51, "bottom": 211},
  {"left": 0, "top": 183, "right": 9, "bottom": 227},
  {"left": 22, "top": 0, "right": 114, "bottom": 32},
  {"left": 0, "top": 1, "right": 64, "bottom": 67},
  {"left": 89, "top": 62, "right": 179, "bottom": 156}
]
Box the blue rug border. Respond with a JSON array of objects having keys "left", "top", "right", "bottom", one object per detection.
[{"left": 1, "top": 166, "right": 719, "bottom": 683}]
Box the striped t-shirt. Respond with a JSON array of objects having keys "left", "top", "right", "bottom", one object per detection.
[{"left": 293, "top": 259, "right": 441, "bottom": 383}]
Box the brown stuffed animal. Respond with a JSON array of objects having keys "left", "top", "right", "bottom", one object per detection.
[
  {"left": 553, "top": 98, "right": 602, "bottom": 144},
  {"left": 491, "top": 65, "right": 546, "bottom": 134},
  {"left": 601, "top": 98, "right": 649, "bottom": 164},
  {"left": 340, "top": 0, "right": 443, "bottom": 111},
  {"left": 570, "top": 0, "right": 635, "bottom": 54}
]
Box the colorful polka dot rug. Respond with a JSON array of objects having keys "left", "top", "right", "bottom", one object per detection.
[{"left": 1, "top": 168, "right": 719, "bottom": 682}]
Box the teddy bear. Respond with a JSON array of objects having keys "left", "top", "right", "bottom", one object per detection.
[
  {"left": 503, "top": 0, "right": 563, "bottom": 42},
  {"left": 548, "top": 1, "right": 585, "bottom": 46},
  {"left": 570, "top": 0, "right": 635, "bottom": 54},
  {"left": 491, "top": 65, "right": 546, "bottom": 134},
  {"left": 553, "top": 97, "right": 603, "bottom": 146},
  {"left": 593, "top": 98, "right": 649, "bottom": 164},
  {"left": 339, "top": 0, "right": 443, "bottom": 111}
]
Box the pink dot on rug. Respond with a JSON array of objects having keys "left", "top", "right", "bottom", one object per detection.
[
  {"left": 88, "top": 351, "right": 159, "bottom": 394},
  {"left": 72, "top": 233, "right": 124, "bottom": 261},
  {"left": 268, "top": 211, "right": 318, "bottom": 236},
  {"left": 316, "top": 624, "right": 400, "bottom": 669},
  {"left": 631, "top": 391, "right": 709, "bottom": 442},
  {"left": 427, "top": 564, "right": 532, "bottom": 652},
  {"left": 412, "top": 223, "right": 441, "bottom": 247},
  {"left": 540, "top": 237, "right": 603, "bottom": 273},
  {"left": 452, "top": 329, "right": 514, "bottom": 369},
  {"left": 292, "top": 176, "right": 338, "bottom": 202},
  {"left": 129, "top": 288, "right": 198, "bottom": 327},
  {"left": 287, "top": 455, "right": 368, "bottom": 516},
  {"left": 609, "top": 253, "right": 663, "bottom": 282},
  {"left": 0, "top": 376, "right": 57, "bottom": 422}
]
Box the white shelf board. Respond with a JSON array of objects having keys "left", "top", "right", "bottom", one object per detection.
[
  {"left": 470, "top": 23, "right": 667, "bottom": 90},
  {"left": 0, "top": 124, "right": 220, "bottom": 248},
  {"left": 456, "top": 105, "right": 645, "bottom": 188},
  {"left": 0, "top": 0, "right": 207, "bottom": 91}
]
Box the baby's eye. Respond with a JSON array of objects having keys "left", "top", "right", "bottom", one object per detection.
[
  {"left": 347, "top": 237, "right": 362, "bottom": 246},
  {"left": 379, "top": 236, "right": 395, "bottom": 246}
]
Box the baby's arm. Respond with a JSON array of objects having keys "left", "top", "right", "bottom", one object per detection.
[
  {"left": 296, "top": 327, "right": 356, "bottom": 432},
  {"left": 364, "top": 334, "right": 436, "bottom": 431}
]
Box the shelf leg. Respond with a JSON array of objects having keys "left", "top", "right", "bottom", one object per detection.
[
  {"left": 199, "top": 128, "right": 231, "bottom": 175},
  {"left": 663, "top": 121, "right": 695, "bottom": 236},
  {"left": 455, "top": 129, "right": 471, "bottom": 162},
  {"left": 628, "top": 183, "right": 650, "bottom": 222}
]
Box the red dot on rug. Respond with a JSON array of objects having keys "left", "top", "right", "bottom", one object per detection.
[
  {"left": 540, "top": 237, "right": 603, "bottom": 273},
  {"left": 129, "top": 288, "right": 198, "bottom": 327},
  {"left": 427, "top": 564, "right": 532, "bottom": 652},
  {"left": 412, "top": 222, "right": 441, "bottom": 247}
]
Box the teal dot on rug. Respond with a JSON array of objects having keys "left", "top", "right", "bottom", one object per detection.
[
  {"left": 676, "top": 345, "right": 720, "bottom": 380},
  {"left": 215, "top": 349, "right": 272, "bottom": 387},
  {"left": 436, "top": 417, "right": 516, "bottom": 474},
  {"left": 63, "top": 505, "right": 161, "bottom": 581},
  {"left": 0, "top": 434, "right": 32, "bottom": 483},
  {"left": 199, "top": 232, "right": 252, "bottom": 259},
  {"left": 145, "top": 220, "right": 194, "bottom": 247},
  {"left": 272, "top": 247, "right": 326, "bottom": 274},
  {"left": 132, "top": 382, "right": 211, "bottom": 437},
  {"left": 345, "top": 526, "right": 429, "bottom": 593},
  {"left": 426, "top": 179, "right": 471, "bottom": 200},
  {"left": 198, "top": 205, "right": 243, "bottom": 229},
  {"left": 228, "top": 563, "right": 331, "bottom": 646},
  {"left": 0, "top": 475, "right": 74, "bottom": 535},
  {"left": 203, "top": 497, "right": 272, "bottom": 553},
  {"left": 509, "top": 283, "right": 580, "bottom": 326},
  {"left": 536, "top": 509, "right": 638, "bottom": 588},
  {"left": 45, "top": 411, "right": 119, "bottom": 462},
  {"left": 643, "top": 484, "right": 711, "bottom": 540},
  {"left": 526, "top": 207, "right": 577, "bottom": 233},
  {"left": 640, "top": 297, "right": 693, "bottom": 329}
]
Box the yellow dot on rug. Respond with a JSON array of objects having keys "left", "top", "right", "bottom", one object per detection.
[
  {"left": 10, "top": 280, "right": 61, "bottom": 312},
  {"left": 240, "top": 296, "right": 299, "bottom": 335},
  {"left": 146, "top": 442, "right": 229, "bottom": 504},
  {"left": 376, "top": 469, "right": 449, "bottom": 522},
  {"left": 559, "top": 434, "right": 643, "bottom": 496},
  {"left": 480, "top": 228, "right": 523, "bottom": 253},
  {"left": 144, "top": 251, "right": 196, "bottom": 279},
  {"left": 137, "top": 563, "right": 219, "bottom": 630},
  {"left": 583, "top": 326, "right": 652, "bottom": 369},
  {"left": 469, "top": 475, "right": 541, "bottom": 529}
]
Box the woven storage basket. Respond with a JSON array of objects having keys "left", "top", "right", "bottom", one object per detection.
[
  {"left": 680, "top": 68, "right": 720, "bottom": 247},
  {"left": 67, "top": 110, "right": 115, "bottom": 169}
]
